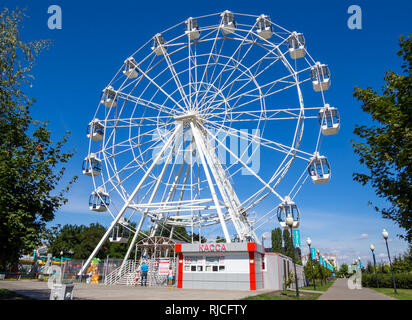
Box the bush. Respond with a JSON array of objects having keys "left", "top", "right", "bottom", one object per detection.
[{"left": 362, "top": 272, "right": 412, "bottom": 289}]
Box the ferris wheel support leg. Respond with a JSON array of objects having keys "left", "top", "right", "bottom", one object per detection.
[
  {"left": 190, "top": 122, "right": 232, "bottom": 243},
  {"left": 168, "top": 160, "right": 191, "bottom": 242},
  {"left": 119, "top": 133, "right": 178, "bottom": 273},
  {"left": 78, "top": 123, "right": 183, "bottom": 276},
  {"left": 197, "top": 126, "right": 245, "bottom": 241}
]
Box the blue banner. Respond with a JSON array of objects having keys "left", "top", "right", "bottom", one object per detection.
[
  {"left": 293, "top": 229, "right": 301, "bottom": 248},
  {"left": 311, "top": 248, "right": 316, "bottom": 260},
  {"left": 359, "top": 261, "right": 363, "bottom": 269},
  {"left": 319, "top": 255, "right": 323, "bottom": 265}
]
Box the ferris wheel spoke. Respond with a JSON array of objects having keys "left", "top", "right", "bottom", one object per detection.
[
  {"left": 104, "top": 116, "right": 172, "bottom": 128},
  {"left": 200, "top": 123, "right": 284, "bottom": 204},
  {"left": 201, "top": 34, "right": 289, "bottom": 113},
  {"left": 116, "top": 92, "right": 177, "bottom": 117},
  {"left": 195, "top": 20, "right": 258, "bottom": 111},
  {"left": 203, "top": 46, "right": 287, "bottom": 111},
  {"left": 206, "top": 112, "right": 317, "bottom": 123},
  {"left": 134, "top": 64, "right": 187, "bottom": 113},
  {"left": 198, "top": 40, "right": 256, "bottom": 113},
  {"left": 219, "top": 77, "right": 311, "bottom": 117},
  {"left": 198, "top": 25, "right": 290, "bottom": 113},
  {"left": 204, "top": 66, "right": 311, "bottom": 116},
  {"left": 161, "top": 47, "right": 192, "bottom": 109},
  {"left": 102, "top": 120, "right": 172, "bottom": 152},
  {"left": 194, "top": 28, "right": 222, "bottom": 109},
  {"left": 203, "top": 120, "right": 312, "bottom": 160},
  {"left": 205, "top": 107, "right": 321, "bottom": 123}
]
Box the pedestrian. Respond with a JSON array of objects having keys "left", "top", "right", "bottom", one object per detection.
[
  {"left": 134, "top": 269, "right": 140, "bottom": 286},
  {"left": 167, "top": 266, "right": 174, "bottom": 289},
  {"left": 140, "top": 261, "right": 149, "bottom": 287}
]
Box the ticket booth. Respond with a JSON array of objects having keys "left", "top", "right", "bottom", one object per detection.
[{"left": 175, "top": 242, "right": 264, "bottom": 291}]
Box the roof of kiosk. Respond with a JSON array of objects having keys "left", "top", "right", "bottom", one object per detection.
[{"left": 175, "top": 242, "right": 264, "bottom": 254}]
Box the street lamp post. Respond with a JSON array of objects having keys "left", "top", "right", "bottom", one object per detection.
[
  {"left": 370, "top": 244, "right": 379, "bottom": 288},
  {"left": 286, "top": 214, "right": 299, "bottom": 297},
  {"left": 382, "top": 229, "right": 397, "bottom": 294},
  {"left": 317, "top": 249, "right": 323, "bottom": 286},
  {"left": 60, "top": 250, "right": 64, "bottom": 283},
  {"left": 306, "top": 237, "right": 316, "bottom": 291}
]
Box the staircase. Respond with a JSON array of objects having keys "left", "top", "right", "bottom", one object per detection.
[
  {"left": 104, "top": 260, "right": 139, "bottom": 286},
  {"left": 104, "top": 258, "right": 176, "bottom": 287}
]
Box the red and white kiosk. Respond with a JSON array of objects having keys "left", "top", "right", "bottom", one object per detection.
[
  {"left": 175, "top": 242, "right": 305, "bottom": 291},
  {"left": 175, "top": 242, "right": 264, "bottom": 290}
]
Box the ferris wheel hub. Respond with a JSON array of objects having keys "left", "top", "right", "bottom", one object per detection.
[{"left": 174, "top": 111, "right": 200, "bottom": 123}]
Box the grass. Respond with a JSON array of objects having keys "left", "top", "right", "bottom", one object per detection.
[
  {"left": 301, "top": 279, "right": 335, "bottom": 292},
  {"left": 244, "top": 290, "right": 321, "bottom": 300},
  {"left": 370, "top": 287, "right": 412, "bottom": 300},
  {"left": 0, "top": 288, "right": 30, "bottom": 300}
]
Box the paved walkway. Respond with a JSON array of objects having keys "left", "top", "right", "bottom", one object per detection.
[
  {"left": 0, "top": 280, "right": 270, "bottom": 300},
  {"left": 318, "top": 278, "right": 395, "bottom": 300}
]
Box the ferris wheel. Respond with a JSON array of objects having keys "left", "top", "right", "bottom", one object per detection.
[{"left": 80, "top": 10, "right": 340, "bottom": 274}]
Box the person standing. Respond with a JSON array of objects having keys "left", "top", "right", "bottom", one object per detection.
[
  {"left": 140, "top": 261, "right": 149, "bottom": 287},
  {"left": 167, "top": 266, "right": 174, "bottom": 289}
]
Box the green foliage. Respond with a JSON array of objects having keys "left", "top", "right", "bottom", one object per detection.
[
  {"left": 362, "top": 272, "right": 412, "bottom": 289},
  {"left": 0, "top": 8, "right": 77, "bottom": 270},
  {"left": 271, "top": 228, "right": 282, "bottom": 253},
  {"left": 337, "top": 263, "right": 349, "bottom": 277},
  {"left": 283, "top": 272, "right": 294, "bottom": 291},
  {"left": 282, "top": 229, "right": 294, "bottom": 259},
  {"left": 364, "top": 246, "right": 412, "bottom": 274},
  {"left": 304, "top": 259, "right": 317, "bottom": 279},
  {"left": 352, "top": 35, "right": 412, "bottom": 242},
  {"left": 46, "top": 223, "right": 148, "bottom": 259},
  {"left": 392, "top": 245, "right": 412, "bottom": 273}
]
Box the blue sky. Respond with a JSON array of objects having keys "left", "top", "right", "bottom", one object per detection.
[{"left": 3, "top": 0, "right": 411, "bottom": 266}]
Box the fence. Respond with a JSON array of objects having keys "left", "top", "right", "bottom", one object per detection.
[{"left": 56, "top": 258, "right": 124, "bottom": 283}]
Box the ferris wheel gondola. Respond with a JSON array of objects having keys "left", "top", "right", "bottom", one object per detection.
[
  {"left": 308, "top": 153, "right": 331, "bottom": 184},
  {"left": 318, "top": 104, "right": 340, "bottom": 135},
  {"left": 89, "top": 188, "right": 110, "bottom": 212},
  {"left": 151, "top": 33, "right": 167, "bottom": 56},
  {"left": 82, "top": 153, "right": 101, "bottom": 177},
  {"left": 123, "top": 57, "right": 139, "bottom": 79},
  {"left": 311, "top": 62, "right": 331, "bottom": 92},
  {"left": 185, "top": 17, "right": 200, "bottom": 40},
  {"left": 277, "top": 197, "right": 300, "bottom": 229},
  {"left": 86, "top": 119, "right": 104, "bottom": 142},
  {"left": 287, "top": 32, "right": 306, "bottom": 60},
  {"left": 256, "top": 14, "right": 273, "bottom": 39},
  {"left": 101, "top": 86, "right": 118, "bottom": 108},
  {"left": 220, "top": 10, "right": 236, "bottom": 35}
]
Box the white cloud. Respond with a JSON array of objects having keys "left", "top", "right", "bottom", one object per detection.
[{"left": 359, "top": 233, "right": 368, "bottom": 239}]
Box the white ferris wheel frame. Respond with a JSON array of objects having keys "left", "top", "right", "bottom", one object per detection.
[{"left": 79, "top": 11, "right": 333, "bottom": 276}]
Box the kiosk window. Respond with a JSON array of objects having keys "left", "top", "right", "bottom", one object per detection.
[{"left": 206, "top": 256, "right": 223, "bottom": 272}]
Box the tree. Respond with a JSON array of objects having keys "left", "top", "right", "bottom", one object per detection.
[
  {"left": 337, "top": 263, "right": 349, "bottom": 278},
  {"left": 352, "top": 35, "right": 412, "bottom": 242},
  {"left": 46, "top": 223, "right": 144, "bottom": 260},
  {"left": 282, "top": 229, "right": 294, "bottom": 259},
  {"left": 271, "top": 228, "right": 282, "bottom": 253},
  {"left": 47, "top": 224, "right": 84, "bottom": 257},
  {"left": 0, "top": 8, "right": 77, "bottom": 270},
  {"left": 304, "top": 259, "right": 319, "bottom": 280}
]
